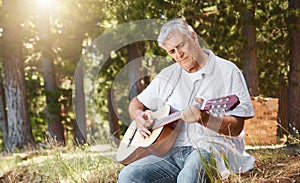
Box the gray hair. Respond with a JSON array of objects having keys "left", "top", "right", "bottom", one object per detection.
[{"left": 157, "top": 18, "right": 194, "bottom": 48}]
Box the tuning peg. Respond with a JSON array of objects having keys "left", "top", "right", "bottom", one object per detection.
[
  {"left": 209, "top": 110, "right": 218, "bottom": 117},
  {"left": 218, "top": 109, "right": 225, "bottom": 116}
]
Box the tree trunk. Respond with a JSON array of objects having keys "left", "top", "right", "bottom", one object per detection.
[
  {"left": 127, "top": 42, "right": 146, "bottom": 101},
  {"left": 107, "top": 88, "right": 120, "bottom": 146},
  {"left": 39, "top": 9, "right": 64, "bottom": 144},
  {"left": 288, "top": 0, "right": 300, "bottom": 134},
  {"left": 241, "top": 1, "right": 259, "bottom": 96},
  {"left": 278, "top": 84, "right": 288, "bottom": 137},
  {"left": 69, "top": 33, "right": 87, "bottom": 145},
  {"left": 1, "top": 0, "right": 35, "bottom": 152},
  {"left": 0, "top": 68, "right": 8, "bottom": 147}
]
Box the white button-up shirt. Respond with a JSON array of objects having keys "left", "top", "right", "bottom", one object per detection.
[{"left": 137, "top": 49, "right": 255, "bottom": 178}]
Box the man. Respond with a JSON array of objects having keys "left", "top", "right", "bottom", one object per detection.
[{"left": 118, "top": 18, "right": 255, "bottom": 182}]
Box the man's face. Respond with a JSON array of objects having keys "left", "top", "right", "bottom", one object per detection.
[{"left": 162, "top": 30, "right": 200, "bottom": 73}]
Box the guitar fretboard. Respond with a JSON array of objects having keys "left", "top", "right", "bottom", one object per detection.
[
  {"left": 151, "top": 102, "right": 205, "bottom": 130},
  {"left": 152, "top": 111, "right": 182, "bottom": 130}
]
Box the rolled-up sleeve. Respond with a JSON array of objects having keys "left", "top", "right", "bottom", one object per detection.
[{"left": 227, "top": 69, "right": 254, "bottom": 118}]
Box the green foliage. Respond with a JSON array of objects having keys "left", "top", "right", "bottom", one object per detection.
[
  {"left": 20, "top": 0, "right": 108, "bottom": 145},
  {"left": 25, "top": 70, "right": 47, "bottom": 143},
  {"left": 0, "top": 0, "right": 293, "bottom": 148},
  {"left": 256, "top": 0, "right": 289, "bottom": 97}
]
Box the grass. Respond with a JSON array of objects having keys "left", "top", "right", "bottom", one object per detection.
[
  {"left": 243, "top": 144, "right": 300, "bottom": 182},
  {"left": 0, "top": 139, "right": 299, "bottom": 182},
  {"left": 0, "top": 145, "right": 123, "bottom": 183}
]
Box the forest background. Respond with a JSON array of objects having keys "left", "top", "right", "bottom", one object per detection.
[{"left": 0, "top": 0, "right": 299, "bottom": 153}]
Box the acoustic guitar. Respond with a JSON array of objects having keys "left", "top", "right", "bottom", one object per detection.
[{"left": 117, "top": 94, "right": 240, "bottom": 165}]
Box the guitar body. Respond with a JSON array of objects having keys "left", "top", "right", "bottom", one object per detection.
[{"left": 117, "top": 105, "right": 183, "bottom": 165}]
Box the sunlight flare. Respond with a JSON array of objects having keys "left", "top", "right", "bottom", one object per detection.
[{"left": 36, "top": 0, "right": 56, "bottom": 10}]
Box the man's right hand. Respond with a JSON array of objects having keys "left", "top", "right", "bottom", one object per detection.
[{"left": 135, "top": 111, "right": 154, "bottom": 139}]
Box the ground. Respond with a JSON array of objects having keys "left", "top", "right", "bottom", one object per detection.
[
  {"left": 241, "top": 144, "right": 300, "bottom": 183},
  {"left": 0, "top": 144, "right": 299, "bottom": 182}
]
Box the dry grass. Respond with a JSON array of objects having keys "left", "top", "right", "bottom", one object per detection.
[
  {"left": 0, "top": 146, "right": 123, "bottom": 183},
  {"left": 0, "top": 144, "right": 299, "bottom": 183},
  {"left": 240, "top": 144, "right": 300, "bottom": 182}
]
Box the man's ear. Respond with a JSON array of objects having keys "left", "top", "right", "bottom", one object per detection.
[{"left": 191, "top": 31, "right": 198, "bottom": 43}]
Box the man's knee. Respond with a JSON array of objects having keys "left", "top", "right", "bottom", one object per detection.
[{"left": 118, "top": 167, "right": 136, "bottom": 183}]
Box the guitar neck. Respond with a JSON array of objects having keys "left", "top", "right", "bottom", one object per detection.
[
  {"left": 151, "top": 103, "right": 203, "bottom": 130},
  {"left": 152, "top": 111, "right": 182, "bottom": 130},
  {"left": 150, "top": 95, "right": 239, "bottom": 130},
  {"left": 152, "top": 111, "right": 181, "bottom": 130}
]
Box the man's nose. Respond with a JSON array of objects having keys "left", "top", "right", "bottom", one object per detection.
[{"left": 175, "top": 48, "right": 184, "bottom": 59}]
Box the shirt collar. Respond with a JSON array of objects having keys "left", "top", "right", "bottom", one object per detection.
[
  {"left": 180, "top": 49, "right": 216, "bottom": 82},
  {"left": 200, "top": 49, "right": 216, "bottom": 76}
]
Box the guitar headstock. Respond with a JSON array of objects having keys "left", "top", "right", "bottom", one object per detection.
[{"left": 200, "top": 95, "right": 240, "bottom": 115}]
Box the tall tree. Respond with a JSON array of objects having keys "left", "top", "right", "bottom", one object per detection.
[
  {"left": 107, "top": 88, "right": 120, "bottom": 145},
  {"left": 37, "top": 4, "right": 65, "bottom": 144},
  {"left": 241, "top": 0, "right": 259, "bottom": 96},
  {"left": 127, "top": 42, "right": 147, "bottom": 100},
  {"left": 105, "top": 0, "right": 155, "bottom": 140},
  {"left": 58, "top": 0, "right": 106, "bottom": 144},
  {"left": 0, "top": 0, "right": 34, "bottom": 151},
  {"left": 288, "top": 0, "right": 300, "bottom": 133},
  {"left": 0, "top": 67, "right": 8, "bottom": 148}
]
